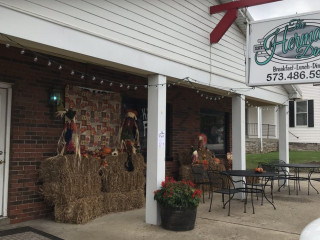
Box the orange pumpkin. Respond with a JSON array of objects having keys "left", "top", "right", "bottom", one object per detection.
[
  {"left": 103, "top": 147, "right": 112, "bottom": 154},
  {"left": 214, "top": 157, "right": 220, "bottom": 164}
]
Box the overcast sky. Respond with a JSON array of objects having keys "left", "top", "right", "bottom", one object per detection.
[{"left": 248, "top": 0, "right": 320, "bottom": 20}]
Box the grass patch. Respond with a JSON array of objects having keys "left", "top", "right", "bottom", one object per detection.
[{"left": 246, "top": 151, "right": 320, "bottom": 170}]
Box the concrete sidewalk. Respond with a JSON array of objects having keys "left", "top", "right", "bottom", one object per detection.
[{"left": 1, "top": 177, "right": 319, "bottom": 240}]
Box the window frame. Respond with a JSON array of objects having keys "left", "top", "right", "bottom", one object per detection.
[{"left": 295, "top": 100, "right": 308, "bottom": 127}]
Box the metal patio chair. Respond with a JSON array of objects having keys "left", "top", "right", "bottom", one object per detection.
[
  {"left": 207, "top": 170, "right": 258, "bottom": 216},
  {"left": 191, "top": 164, "right": 210, "bottom": 203}
]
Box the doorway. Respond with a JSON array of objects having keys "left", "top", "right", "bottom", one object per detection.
[{"left": 0, "top": 83, "right": 12, "bottom": 218}]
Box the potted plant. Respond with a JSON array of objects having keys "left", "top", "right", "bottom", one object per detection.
[{"left": 154, "top": 177, "right": 201, "bottom": 231}]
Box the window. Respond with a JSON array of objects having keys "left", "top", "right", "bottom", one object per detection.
[
  {"left": 289, "top": 100, "right": 314, "bottom": 128},
  {"left": 200, "top": 110, "right": 228, "bottom": 154},
  {"left": 296, "top": 101, "right": 308, "bottom": 126}
]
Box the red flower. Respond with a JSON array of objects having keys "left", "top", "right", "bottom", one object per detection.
[{"left": 188, "top": 181, "right": 195, "bottom": 187}]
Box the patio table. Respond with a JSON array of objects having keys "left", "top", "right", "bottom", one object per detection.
[
  {"left": 223, "top": 170, "right": 276, "bottom": 211},
  {"left": 273, "top": 163, "right": 320, "bottom": 195}
]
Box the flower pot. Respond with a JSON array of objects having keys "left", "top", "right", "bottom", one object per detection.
[{"left": 160, "top": 206, "right": 197, "bottom": 231}]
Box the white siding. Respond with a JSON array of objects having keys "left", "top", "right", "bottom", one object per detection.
[
  {"left": 1, "top": 0, "right": 246, "bottom": 81},
  {"left": 289, "top": 84, "right": 320, "bottom": 143},
  {"left": 262, "top": 108, "right": 276, "bottom": 125},
  {"left": 0, "top": 0, "right": 290, "bottom": 103}
]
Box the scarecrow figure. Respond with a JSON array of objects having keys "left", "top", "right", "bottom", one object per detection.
[
  {"left": 192, "top": 133, "right": 210, "bottom": 169},
  {"left": 56, "top": 108, "right": 80, "bottom": 156},
  {"left": 116, "top": 109, "right": 140, "bottom": 171},
  {"left": 64, "top": 109, "right": 77, "bottom": 154}
]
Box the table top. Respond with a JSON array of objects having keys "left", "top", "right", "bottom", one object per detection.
[
  {"left": 273, "top": 163, "right": 320, "bottom": 168},
  {"left": 223, "top": 170, "right": 275, "bottom": 177}
]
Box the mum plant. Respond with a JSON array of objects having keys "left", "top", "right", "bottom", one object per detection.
[{"left": 154, "top": 177, "right": 201, "bottom": 209}]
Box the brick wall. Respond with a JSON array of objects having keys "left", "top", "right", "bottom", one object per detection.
[{"left": 0, "top": 45, "right": 232, "bottom": 223}]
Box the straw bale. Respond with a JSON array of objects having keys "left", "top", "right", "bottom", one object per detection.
[
  {"left": 41, "top": 153, "right": 146, "bottom": 224},
  {"left": 179, "top": 165, "right": 192, "bottom": 181},
  {"left": 54, "top": 195, "right": 104, "bottom": 224},
  {"left": 103, "top": 189, "right": 145, "bottom": 213},
  {"left": 177, "top": 151, "right": 193, "bottom": 166},
  {"left": 246, "top": 176, "right": 260, "bottom": 184},
  {"left": 101, "top": 171, "right": 145, "bottom": 193},
  {"left": 105, "top": 153, "right": 146, "bottom": 172},
  {"left": 210, "top": 163, "right": 226, "bottom": 172},
  {"left": 100, "top": 153, "right": 146, "bottom": 193},
  {"left": 40, "top": 155, "right": 101, "bottom": 205}
]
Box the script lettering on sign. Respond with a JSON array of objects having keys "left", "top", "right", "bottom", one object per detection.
[{"left": 247, "top": 12, "right": 320, "bottom": 86}]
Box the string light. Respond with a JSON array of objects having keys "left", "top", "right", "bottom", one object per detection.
[{"left": 0, "top": 37, "right": 266, "bottom": 108}]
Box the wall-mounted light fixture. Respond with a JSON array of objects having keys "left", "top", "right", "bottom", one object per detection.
[{"left": 49, "top": 88, "right": 62, "bottom": 106}]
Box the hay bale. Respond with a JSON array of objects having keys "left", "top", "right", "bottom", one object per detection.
[
  {"left": 179, "top": 165, "right": 192, "bottom": 181},
  {"left": 100, "top": 153, "right": 146, "bottom": 193},
  {"left": 104, "top": 153, "right": 146, "bottom": 172},
  {"left": 41, "top": 153, "right": 146, "bottom": 224},
  {"left": 103, "top": 189, "right": 145, "bottom": 213},
  {"left": 101, "top": 171, "right": 145, "bottom": 193},
  {"left": 40, "top": 155, "right": 101, "bottom": 205},
  {"left": 55, "top": 195, "right": 104, "bottom": 224},
  {"left": 177, "top": 151, "right": 193, "bottom": 166}
]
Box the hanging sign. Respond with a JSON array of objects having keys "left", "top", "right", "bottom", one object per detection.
[{"left": 246, "top": 11, "right": 320, "bottom": 86}]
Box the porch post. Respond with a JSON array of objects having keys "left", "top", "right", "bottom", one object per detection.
[
  {"left": 232, "top": 94, "right": 246, "bottom": 170},
  {"left": 145, "top": 75, "right": 166, "bottom": 225},
  {"left": 258, "top": 107, "right": 263, "bottom": 152},
  {"left": 279, "top": 104, "right": 289, "bottom": 164}
]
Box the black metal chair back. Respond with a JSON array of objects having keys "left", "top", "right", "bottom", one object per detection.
[
  {"left": 191, "top": 164, "right": 209, "bottom": 203},
  {"left": 191, "top": 164, "right": 208, "bottom": 184}
]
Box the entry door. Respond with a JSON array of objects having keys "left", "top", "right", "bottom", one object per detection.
[{"left": 0, "top": 88, "right": 7, "bottom": 216}]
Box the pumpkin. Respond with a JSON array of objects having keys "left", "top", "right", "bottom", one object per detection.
[
  {"left": 103, "top": 147, "right": 112, "bottom": 155},
  {"left": 214, "top": 157, "right": 220, "bottom": 164},
  {"left": 255, "top": 167, "right": 263, "bottom": 173}
]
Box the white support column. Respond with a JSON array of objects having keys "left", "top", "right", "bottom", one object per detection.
[
  {"left": 145, "top": 75, "right": 167, "bottom": 225},
  {"left": 257, "top": 107, "right": 262, "bottom": 139},
  {"left": 258, "top": 107, "right": 263, "bottom": 152},
  {"left": 279, "top": 105, "right": 289, "bottom": 164},
  {"left": 232, "top": 95, "right": 246, "bottom": 170}
]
